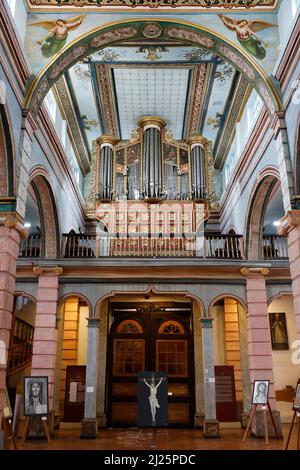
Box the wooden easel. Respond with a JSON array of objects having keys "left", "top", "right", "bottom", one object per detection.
[
  {"left": 285, "top": 410, "right": 300, "bottom": 450},
  {"left": 2, "top": 418, "right": 17, "bottom": 450},
  {"left": 21, "top": 415, "right": 51, "bottom": 446},
  {"left": 243, "top": 401, "right": 279, "bottom": 445}
]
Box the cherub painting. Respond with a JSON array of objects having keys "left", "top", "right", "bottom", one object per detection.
[
  {"left": 29, "top": 16, "right": 84, "bottom": 58},
  {"left": 219, "top": 15, "right": 276, "bottom": 60}
]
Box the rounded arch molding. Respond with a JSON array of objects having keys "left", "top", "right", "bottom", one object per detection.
[
  {"left": 94, "top": 286, "right": 206, "bottom": 319},
  {"left": 28, "top": 169, "right": 60, "bottom": 259},
  {"left": 245, "top": 170, "right": 281, "bottom": 260},
  {"left": 57, "top": 293, "right": 93, "bottom": 318},
  {"left": 208, "top": 293, "right": 248, "bottom": 319},
  {"left": 24, "top": 18, "right": 282, "bottom": 116}
]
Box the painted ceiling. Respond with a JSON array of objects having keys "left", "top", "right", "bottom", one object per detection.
[
  {"left": 25, "top": 11, "right": 280, "bottom": 77},
  {"left": 53, "top": 44, "right": 243, "bottom": 172}
]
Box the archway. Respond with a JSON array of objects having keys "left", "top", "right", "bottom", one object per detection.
[
  {"left": 24, "top": 172, "right": 60, "bottom": 258},
  {"left": 54, "top": 295, "right": 90, "bottom": 424},
  {"left": 24, "top": 19, "right": 282, "bottom": 117},
  {"left": 246, "top": 172, "right": 286, "bottom": 260},
  {"left": 209, "top": 295, "right": 251, "bottom": 422},
  {"left": 94, "top": 288, "right": 205, "bottom": 427},
  {"left": 0, "top": 104, "right": 14, "bottom": 198}
]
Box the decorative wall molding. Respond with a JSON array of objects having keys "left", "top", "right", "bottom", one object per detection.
[
  {"left": 94, "top": 64, "right": 118, "bottom": 137},
  {"left": 278, "top": 210, "right": 300, "bottom": 236},
  {"left": 54, "top": 76, "right": 90, "bottom": 173},
  {"left": 0, "top": 212, "right": 28, "bottom": 239},
  {"left": 240, "top": 267, "right": 270, "bottom": 276},
  {"left": 27, "top": 0, "right": 278, "bottom": 10},
  {"left": 33, "top": 266, "right": 64, "bottom": 276},
  {"left": 214, "top": 75, "right": 250, "bottom": 168}
]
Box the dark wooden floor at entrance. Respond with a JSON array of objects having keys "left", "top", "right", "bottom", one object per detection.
[{"left": 16, "top": 425, "right": 297, "bottom": 450}]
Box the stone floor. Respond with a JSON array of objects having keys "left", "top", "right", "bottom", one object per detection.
[{"left": 7, "top": 425, "right": 299, "bottom": 451}]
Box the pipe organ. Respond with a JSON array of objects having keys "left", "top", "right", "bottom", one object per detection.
[
  {"left": 94, "top": 117, "right": 210, "bottom": 254},
  {"left": 95, "top": 117, "right": 209, "bottom": 203}
]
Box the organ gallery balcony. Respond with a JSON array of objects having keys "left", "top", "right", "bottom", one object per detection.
[{"left": 61, "top": 232, "right": 245, "bottom": 259}]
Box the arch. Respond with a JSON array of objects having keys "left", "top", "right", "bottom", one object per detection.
[
  {"left": 14, "top": 291, "right": 37, "bottom": 305},
  {"left": 208, "top": 293, "right": 247, "bottom": 318},
  {"left": 94, "top": 285, "right": 206, "bottom": 319},
  {"left": 0, "top": 104, "right": 14, "bottom": 197},
  {"left": 28, "top": 172, "right": 60, "bottom": 258},
  {"left": 24, "top": 18, "right": 282, "bottom": 117},
  {"left": 245, "top": 171, "right": 281, "bottom": 260},
  {"left": 267, "top": 291, "right": 293, "bottom": 306},
  {"left": 57, "top": 293, "right": 93, "bottom": 318}
]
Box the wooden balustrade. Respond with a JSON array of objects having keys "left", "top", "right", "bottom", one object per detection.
[
  {"left": 19, "top": 234, "right": 41, "bottom": 258},
  {"left": 262, "top": 235, "right": 288, "bottom": 259},
  {"left": 61, "top": 233, "right": 245, "bottom": 259}
]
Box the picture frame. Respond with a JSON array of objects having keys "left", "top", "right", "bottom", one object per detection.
[
  {"left": 292, "top": 383, "right": 300, "bottom": 411},
  {"left": 252, "top": 380, "right": 269, "bottom": 405},
  {"left": 269, "top": 312, "right": 289, "bottom": 350},
  {"left": 3, "top": 388, "right": 13, "bottom": 419},
  {"left": 23, "top": 376, "right": 49, "bottom": 416}
]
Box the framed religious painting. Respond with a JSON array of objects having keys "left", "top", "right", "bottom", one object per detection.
[
  {"left": 269, "top": 312, "right": 289, "bottom": 350},
  {"left": 23, "top": 376, "right": 49, "bottom": 416},
  {"left": 252, "top": 380, "right": 269, "bottom": 405}
]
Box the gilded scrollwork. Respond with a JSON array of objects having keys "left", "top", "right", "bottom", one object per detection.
[{"left": 27, "top": 1, "right": 277, "bottom": 10}]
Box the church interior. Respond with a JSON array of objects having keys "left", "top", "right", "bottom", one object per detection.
[{"left": 0, "top": 0, "right": 300, "bottom": 451}]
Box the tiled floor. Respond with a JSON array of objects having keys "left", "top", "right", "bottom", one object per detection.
[{"left": 10, "top": 425, "right": 298, "bottom": 451}]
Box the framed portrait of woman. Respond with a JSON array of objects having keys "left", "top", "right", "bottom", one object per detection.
[
  {"left": 269, "top": 312, "right": 289, "bottom": 350},
  {"left": 23, "top": 376, "right": 49, "bottom": 416}
]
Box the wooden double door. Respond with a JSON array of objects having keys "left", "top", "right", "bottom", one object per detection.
[{"left": 107, "top": 302, "right": 195, "bottom": 427}]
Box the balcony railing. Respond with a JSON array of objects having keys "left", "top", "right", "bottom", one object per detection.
[
  {"left": 262, "top": 235, "right": 288, "bottom": 260},
  {"left": 19, "top": 234, "right": 41, "bottom": 258},
  {"left": 61, "top": 233, "right": 245, "bottom": 259}
]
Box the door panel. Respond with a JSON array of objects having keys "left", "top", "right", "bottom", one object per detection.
[
  {"left": 107, "top": 302, "right": 195, "bottom": 427},
  {"left": 215, "top": 365, "right": 237, "bottom": 422},
  {"left": 64, "top": 365, "right": 86, "bottom": 422}
]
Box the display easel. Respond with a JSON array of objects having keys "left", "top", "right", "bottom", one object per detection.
[
  {"left": 243, "top": 401, "right": 279, "bottom": 445},
  {"left": 285, "top": 410, "right": 300, "bottom": 450},
  {"left": 21, "top": 415, "right": 51, "bottom": 446},
  {"left": 2, "top": 417, "right": 17, "bottom": 450}
]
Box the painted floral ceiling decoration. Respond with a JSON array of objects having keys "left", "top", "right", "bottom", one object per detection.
[{"left": 27, "top": 0, "right": 278, "bottom": 9}]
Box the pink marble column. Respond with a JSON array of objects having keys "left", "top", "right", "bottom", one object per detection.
[
  {"left": 0, "top": 214, "right": 26, "bottom": 415},
  {"left": 241, "top": 267, "right": 277, "bottom": 409},
  {"left": 31, "top": 267, "right": 63, "bottom": 410},
  {"left": 279, "top": 211, "right": 300, "bottom": 340}
]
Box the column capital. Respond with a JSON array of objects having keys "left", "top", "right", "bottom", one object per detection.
[
  {"left": 96, "top": 135, "right": 118, "bottom": 149},
  {"left": 270, "top": 111, "right": 286, "bottom": 139},
  {"left": 240, "top": 267, "right": 270, "bottom": 277},
  {"left": 87, "top": 318, "right": 100, "bottom": 328},
  {"left": 187, "top": 135, "right": 209, "bottom": 149},
  {"left": 0, "top": 212, "right": 28, "bottom": 239},
  {"left": 33, "top": 266, "right": 63, "bottom": 276},
  {"left": 200, "top": 318, "right": 213, "bottom": 328},
  {"left": 278, "top": 210, "right": 300, "bottom": 235},
  {"left": 138, "top": 116, "right": 166, "bottom": 131}
]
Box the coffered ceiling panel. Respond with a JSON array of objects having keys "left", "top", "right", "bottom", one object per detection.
[{"left": 113, "top": 67, "right": 190, "bottom": 140}]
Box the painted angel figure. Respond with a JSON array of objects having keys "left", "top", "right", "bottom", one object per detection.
[
  {"left": 30, "top": 16, "right": 84, "bottom": 58},
  {"left": 219, "top": 15, "right": 276, "bottom": 60}
]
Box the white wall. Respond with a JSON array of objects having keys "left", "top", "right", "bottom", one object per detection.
[
  {"left": 268, "top": 296, "right": 299, "bottom": 390},
  {"left": 277, "top": 0, "right": 300, "bottom": 64},
  {"left": 5, "top": 0, "right": 27, "bottom": 44}
]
